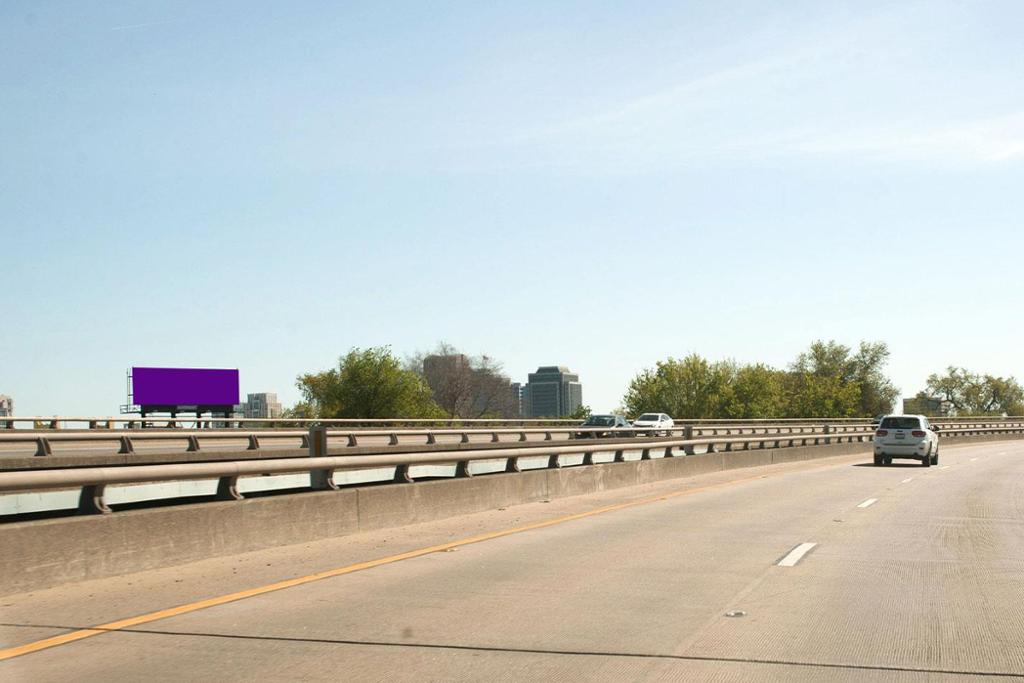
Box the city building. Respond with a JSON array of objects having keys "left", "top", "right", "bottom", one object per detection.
[
  {"left": 523, "top": 366, "right": 582, "bottom": 417},
  {"left": 902, "top": 395, "right": 953, "bottom": 417},
  {"left": 510, "top": 382, "right": 523, "bottom": 418},
  {"left": 0, "top": 394, "right": 13, "bottom": 417},
  {"left": 236, "top": 393, "right": 283, "bottom": 419}
]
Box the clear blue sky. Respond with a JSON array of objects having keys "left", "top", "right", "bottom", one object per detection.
[{"left": 3, "top": 1, "right": 1023, "bottom": 416}]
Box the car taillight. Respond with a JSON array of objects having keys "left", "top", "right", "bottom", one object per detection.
[
  {"left": 875, "top": 429, "right": 888, "bottom": 437},
  {"left": 911, "top": 430, "right": 926, "bottom": 437}
]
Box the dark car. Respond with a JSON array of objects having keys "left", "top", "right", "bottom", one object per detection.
[{"left": 574, "top": 414, "right": 631, "bottom": 438}]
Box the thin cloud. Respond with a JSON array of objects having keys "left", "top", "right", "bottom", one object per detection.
[
  {"left": 110, "top": 19, "right": 181, "bottom": 32},
  {"left": 789, "top": 113, "right": 1024, "bottom": 164}
]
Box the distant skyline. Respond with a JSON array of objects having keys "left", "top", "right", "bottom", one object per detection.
[{"left": 3, "top": 1, "right": 1023, "bottom": 416}]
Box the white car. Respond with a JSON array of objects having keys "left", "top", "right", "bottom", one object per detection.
[
  {"left": 631, "top": 412, "right": 674, "bottom": 437},
  {"left": 873, "top": 414, "right": 939, "bottom": 467}
]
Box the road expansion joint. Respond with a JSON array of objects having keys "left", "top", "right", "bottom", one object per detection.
[{"left": 6, "top": 624, "right": 1024, "bottom": 678}]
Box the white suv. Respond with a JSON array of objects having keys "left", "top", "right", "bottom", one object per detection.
[
  {"left": 873, "top": 414, "right": 939, "bottom": 467},
  {"left": 631, "top": 413, "right": 674, "bottom": 436}
]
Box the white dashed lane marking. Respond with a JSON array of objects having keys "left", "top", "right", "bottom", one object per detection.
[
  {"left": 901, "top": 478, "right": 914, "bottom": 484},
  {"left": 778, "top": 542, "right": 817, "bottom": 567},
  {"left": 857, "top": 498, "right": 878, "bottom": 508}
]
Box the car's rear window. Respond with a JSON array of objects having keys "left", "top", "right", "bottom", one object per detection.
[
  {"left": 880, "top": 417, "right": 921, "bottom": 429},
  {"left": 637, "top": 413, "right": 660, "bottom": 421}
]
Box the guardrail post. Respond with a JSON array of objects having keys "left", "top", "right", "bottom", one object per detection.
[
  {"left": 664, "top": 446, "right": 674, "bottom": 458},
  {"left": 187, "top": 435, "right": 201, "bottom": 452},
  {"left": 394, "top": 465, "right": 413, "bottom": 483},
  {"left": 518, "top": 431, "right": 527, "bottom": 442},
  {"left": 505, "top": 457, "right": 521, "bottom": 473},
  {"left": 35, "top": 437, "right": 52, "bottom": 457},
  {"left": 308, "top": 425, "right": 338, "bottom": 489},
  {"left": 544, "top": 431, "right": 553, "bottom": 441},
  {"left": 347, "top": 434, "right": 358, "bottom": 447},
  {"left": 118, "top": 436, "right": 134, "bottom": 455},
  {"left": 309, "top": 426, "right": 328, "bottom": 457},
  {"left": 79, "top": 484, "right": 111, "bottom": 514},
  {"left": 706, "top": 440, "right": 717, "bottom": 454},
  {"left": 456, "top": 460, "right": 473, "bottom": 477},
  {"left": 311, "top": 468, "right": 338, "bottom": 490},
  {"left": 491, "top": 432, "right": 500, "bottom": 443},
  {"left": 460, "top": 432, "right": 470, "bottom": 444},
  {"left": 614, "top": 449, "right": 625, "bottom": 462},
  {"left": 88, "top": 420, "right": 97, "bottom": 429},
  {"left": 49, "top": 419, "right": 59, "bottom": 430},
  {"left": 547, "top": 453, "right": 561, "bottom": 468},
  {"left": 389, "top": 433, "right": 399, "bottom": 446},
  {"left": 216, "top": 476, "right": 242, "bottom": 500},
  {"left": 683, "top": 426, "right": 695, "bottom": 455},
  {"left": 247, "top": 435, "right": 260, "bottom": 450},
  {"left": 641, "top": 448, "right": 651, "bottom": 460},
  {"left": 583, "top": 451, "right": 595, "bottom": 465},
  {"left": 4, "top": 419, "right": 14, "bottom": 429},
  {"left": 425, "top": 433, "right": 436, "bottom": 445},
  {"left": 824, "top": 425, "right": 832, "bottom": 445}
]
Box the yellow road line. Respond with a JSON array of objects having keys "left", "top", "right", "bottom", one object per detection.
[{"left": 1, "top": 470, "right": 773, "bottom": 662}]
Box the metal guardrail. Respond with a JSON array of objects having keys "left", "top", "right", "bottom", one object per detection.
[
  {"left": 2, "top": 419, "right": 1020, "bottom": 459},
  {"left": 0, "top": 428, "right": 873, "bottom": 513},
  {"left": 0, "top": 416, "right": 582, "bottom": 430},
  {"left": 1, "top": 421, "right": 1022, "bottom": 515},
  {"left": 2, "top": 423, "right": 873, "bottom": 457},
  {"left": 0, "top": 415, "right": 933, "bottom": 430}
]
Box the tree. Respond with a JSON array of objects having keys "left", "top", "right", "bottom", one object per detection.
[
  {"left": 925, "top": 367, "right": 1024, "bottom": 415},
  {"left": 622, "top": 354, "right": 733, "bottom": 419},
  {"left": 721, "top": 364, "right": 788, "bottom": 418},
  {"left": 783, "top": 371, "right": 862, "bottom": 418},
  {"left": 789, "top": 340, "right": 898, "bottom": 416},
  {"left": 281, "top": 401, "right": 316, "bottom": 419},
  {"left": 408, "top": 342, "right": 517, "bottom": 418},
  {"left": 621, "top": 340, "right": 898, "bottom": 419},
  {"left": 296, "top": 347, "right": 443, "bottom": 418},
  {"left": 567, "top": 404, "right": 592, "bottom": 420}
]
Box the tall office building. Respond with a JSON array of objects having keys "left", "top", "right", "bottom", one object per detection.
[
  {"left": 236, "top": 393, "right": 283, "bottom": 419},
  {"left": 0, "top": 395, "right": 13, "bottom": 417},
  {"left": 510, "top": 383, "right": 523, "bottom": 418},
  {"left": 523, "top": 366, "right": 582, "bottom": 417}
]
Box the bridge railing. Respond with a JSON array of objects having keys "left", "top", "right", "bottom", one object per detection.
[
  {"left": 1, "top": 415, "right": 909, "bottom": 430},
  {"left": 0, "top": 427, "right": 878, "bottom": 513},
  {"left": 2, "top": 422, "right": 875, "bottom": 457},
  {"left": 2, "top": 421, "right": 1022, "bottom": 515}
]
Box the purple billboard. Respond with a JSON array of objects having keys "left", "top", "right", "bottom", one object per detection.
[{"left": 132, "top": 367, "right": 240, "bottom": 406}]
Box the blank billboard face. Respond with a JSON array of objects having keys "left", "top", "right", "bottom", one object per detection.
[{"left": 132, "top": 367, "right": 239, "bottom": 406}]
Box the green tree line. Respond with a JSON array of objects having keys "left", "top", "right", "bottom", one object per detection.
[
  {"left": 913, "top": 367, "right": 1024, "bottom": 416},
  {"left": 285, "top": 342, "right": 1022, "bottom": 420},
  {"left": 622, "top": 340, "right": 899, "bottom": 418}
]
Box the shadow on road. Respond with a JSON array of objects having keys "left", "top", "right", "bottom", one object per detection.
[{"left": 852, "top": 462, "right": 926, "bottom": 468}]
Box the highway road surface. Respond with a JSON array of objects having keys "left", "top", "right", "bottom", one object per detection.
[{"left": 3, "top": 439, "right": 1023, "bottom": 681}]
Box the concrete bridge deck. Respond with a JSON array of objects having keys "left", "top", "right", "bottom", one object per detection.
[{"left": 3, "top": 439, "right": 1023, "bottom": 680}]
